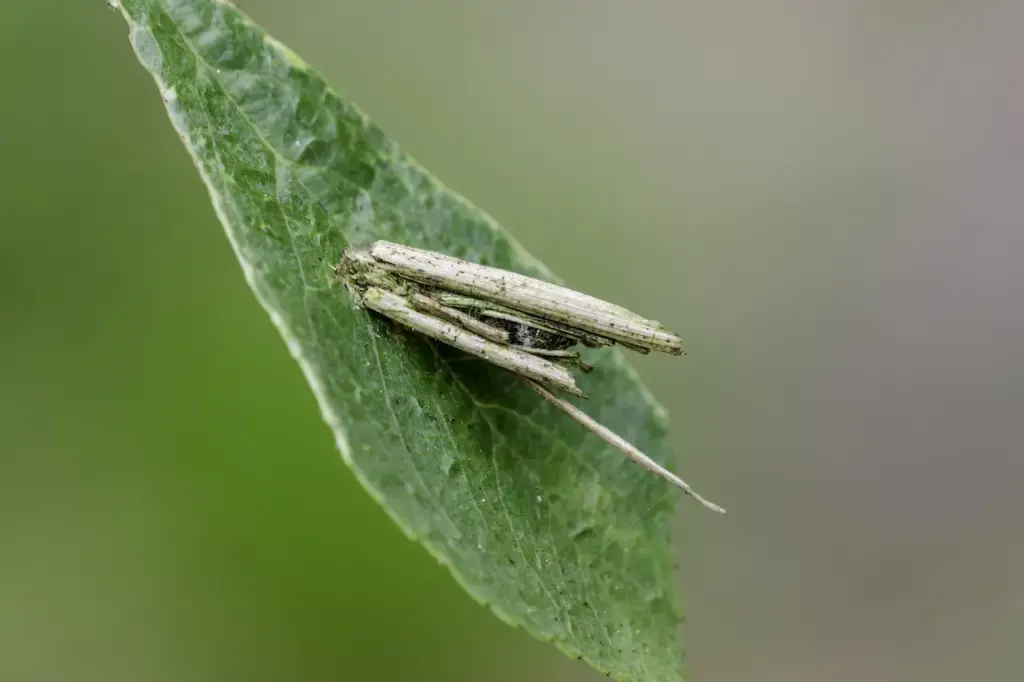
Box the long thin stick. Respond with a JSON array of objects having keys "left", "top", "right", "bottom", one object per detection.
[{"left": 526, "top": 379, "right": 726, "bottom": 514}]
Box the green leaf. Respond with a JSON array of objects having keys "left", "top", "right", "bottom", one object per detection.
[{"left": 114, "top": 1, "right": 688, "bottom": 678}]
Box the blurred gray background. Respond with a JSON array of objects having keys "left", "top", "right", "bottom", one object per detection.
[{"left": 2, "top": 1, "right": 1022, "bottom": 680}]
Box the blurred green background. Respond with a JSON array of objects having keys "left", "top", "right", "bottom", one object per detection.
[{"left": 3, "top": 1, "right": 1022, "bottom": 680}]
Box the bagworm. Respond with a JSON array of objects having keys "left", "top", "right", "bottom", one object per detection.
[{"left": 336, "top": 240, "right": 724, "bottom": 513}]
